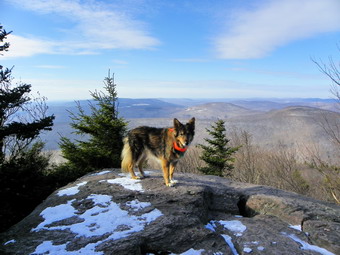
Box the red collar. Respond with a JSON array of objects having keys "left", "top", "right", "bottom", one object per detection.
[
  {"left": 169, "top": 128, "right": 188, "bottom": 153},
  {"left": 173, "top": 141, "right": 187, "bottom": 152}
]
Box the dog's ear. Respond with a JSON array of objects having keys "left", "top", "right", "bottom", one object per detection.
[
  {"left": 188, "top": 117, "right": 195, "bottom": 130},
  {"left": 174, "top": 118, "right": 181, "bottom": 128},
  {"left": 173, "top": 118, "right": 182, "bottom": 136}
]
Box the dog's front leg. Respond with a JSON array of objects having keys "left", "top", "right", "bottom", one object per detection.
[
  {"left": 161, "top": 159, "right": 172, "bottom": 187},
  {"left": 169, "top": 162, "right": 178, "bottom": 185}
]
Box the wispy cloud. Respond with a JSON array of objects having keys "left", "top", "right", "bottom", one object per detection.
[
  {"left": 5, "top": 0, "right": 160, "bottom": 58},
  {"left": 111, "top": 59, "right": 129, "bottom": 65},
  {"left": 170, "top": 58, "right": 210, "bottom": 63},
  {"left": 226, "top": 66, "right": 324, "bottom": 80},
  {"left": 215, "top": 0, "right": 340, "bottom": 59},
  {"left": 3, "top": 34, "right": 56, "bottom": 58},
  {"left": 35, "top": 65, "right": 66, "bottom": 69}
]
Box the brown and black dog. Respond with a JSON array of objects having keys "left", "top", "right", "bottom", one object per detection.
[{"left": 121, "top": 118, "right": 195, "bottom": 186}]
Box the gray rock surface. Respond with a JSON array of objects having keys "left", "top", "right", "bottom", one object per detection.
[{"left": 1, "top": 169, "right": 339, "bottom": 255}]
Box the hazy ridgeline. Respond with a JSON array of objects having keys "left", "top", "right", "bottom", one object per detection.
[
  {"left": 44, "top": 99, "right": 340, "bottom": 204},
  {"left": 145, "top": 122, "right": 339, "bottom": 204}
]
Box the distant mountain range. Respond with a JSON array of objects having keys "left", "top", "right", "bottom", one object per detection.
[
  {"left": 42, "top": 98, "right": 340, "bottom": 163},
  {"left": 48, "top": 97, "right": 339, "bottom": 121}
]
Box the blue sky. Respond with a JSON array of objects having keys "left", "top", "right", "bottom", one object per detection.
[{"left": 1, "top": 0, "right": 340, "bottom": 101}]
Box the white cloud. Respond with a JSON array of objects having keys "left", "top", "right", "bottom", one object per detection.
[
  {"left": 2, "top": 35, "right": 56, "bottom": 58},
  {"left": 22, "top": 77, "right": 330, "bottom": 101},
  {"left": 118, "top": 79, "right": 330, "bottom": 99},
  {"left": 170, "top": 58, "right": 210, "bottom": 63},
  {"left": 5, "top": 0, "right": 159, "bottom": 58},
  {"left": 35, "top": 65, "right": 66, "bottom": 69},
  {"left": 25, "top": 78, "right": 99, "bottom": 101},
  {"left": 215, "top": 0, "right": 340, "bottom": 59}
]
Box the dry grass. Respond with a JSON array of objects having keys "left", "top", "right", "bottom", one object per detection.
[{"left": 165, "top": 128, "right": 340, "bottom": 204}]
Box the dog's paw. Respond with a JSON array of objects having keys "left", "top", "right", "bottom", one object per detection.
[
  {"left": 170, "top": 179, "right": 178, "bottom": 184},
  {"left": 131, "top": 176, "right": 141, "bottom": 180},
  {"left": 166, "top": 182, "right": 175, "bottom": 187}
]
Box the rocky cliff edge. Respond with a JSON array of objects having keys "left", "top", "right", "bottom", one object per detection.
[{"left": 1, "top": 169, "right": 339, "bottom": 255}]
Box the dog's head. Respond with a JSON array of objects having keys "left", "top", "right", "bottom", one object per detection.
[{"left": 173, "top": 117, "right": 195, "bottom": 149}]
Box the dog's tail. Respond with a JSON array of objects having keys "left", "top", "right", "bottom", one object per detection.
[{"left": 121, "top": 137, "right": 133, "bottom": 173}]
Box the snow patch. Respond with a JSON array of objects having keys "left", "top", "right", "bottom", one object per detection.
[
  {"left": 4, "top": 240, "right": 16, "bottom": 246},
  {"left": 104, "top": 176, "right": 144, "bottom": 192},
  {"left": 285, "top": 233, "right": 335, "bottom": 255},
  {"left": 219, "top": 220, "right": 247, "bottom": 235},
  {"left": 90, "top": 170, "right": 111, "bottom": 176},
  {"left": 222, "top": 235, "right": 239, "bottom": 255},
  {"left": 32, "top": 199, "right": 77, "bottom": 231},
  {"left": 175, "top": 248, "right": 205, "bottom": 255},
  {"left": 126, "top": 199, "right": 151, "bottom": 211},
  {"left": 205, "top": 219, "right": 249, "bottom": 255},
  {"left": 32, "top": 241, "right": 101, "bottom": 255},
  {"left": 31, "top": 194, "right": 162, "bottom": 254},
  {"left": 289, "top": 224, "right": 302, "bottom": 231},
  {"left": 205, "top": 220, "right": 246, "bottom": 235},
  {"left": 205, "top": 222, "right": 216, "bottom": 232},
  {"left": 57, "top": 181, "right": 87, "bottom": 196},
  {"left": 257, "top": 246, "right": 265, "bottom": 251},
  {"left": 243, "top": 247, "right": 252, "bottom": 253}
]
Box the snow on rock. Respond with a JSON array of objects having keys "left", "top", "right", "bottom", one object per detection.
[
  {"left": 90, "top": 170, "right": 111, "bottom": 176},
  {"left": 104, "top": 176, "right": 144, "bottom": 192},
  {"left": 284, "top": 233, "right": 335, "bottom": 255},
  {"left": 172, "top": 248, "right": 205, "bottom": 255},
  {"left": 125, "top": 199, "right": 152, "bottom": 212},
  {"left": 32, "top": 240, "right": 100, "bottom": 255},
  {"left": 243, "top": 247, "right": 252, "bottom": 253},
  {"left": 4, "top": 240, "right": 16, "bottom": 246},
  {"left": 205, "top": 220, "right": 246, "bottom": 255},
  {"left": 289, "top": 224, "right": 302, "bottom": 231},
  {"left": 32, "top": 199, "right": 77, "bottom": 231},
  {"left": 2, "top": 170, "right": 339, "bottom": 255},
  {"left": 219, "top": 220, "right": 247, "bottom": 236},
  {"left": 31, "top": 194, "right": 162, "bottom": 254},
  {"left": 57, "top": 181, "right": 87, "bottom": 196},
  {"left": 257, "top": 246, "right": 265, "bottom": 251},
  {"left": 221, "top": 235, "right": 239, "bottom": 255}
]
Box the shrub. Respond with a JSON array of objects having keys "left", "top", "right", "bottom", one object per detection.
[{"left": 0, "top": 142, "right": 53, "bottom": 231}]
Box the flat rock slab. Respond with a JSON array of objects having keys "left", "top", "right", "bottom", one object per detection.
[{"left": 1, "top": 169, "right": 339, "bottom": 255}]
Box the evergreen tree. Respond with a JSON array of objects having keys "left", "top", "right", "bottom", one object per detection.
[
  {"left": 198, "top": 119, "right": 238, "bottom": 177},
  {"left": 0, "top": 25, "right": 54, "bottom": 160},
  {"left": 0, "top": 24, "right": 11, "bottom": 53},
  {"left": 0, "top": 25, "right": 55, "bottom": 231},
  {"left": 59, "top": 71, "right": 127, "bottom": 173}
]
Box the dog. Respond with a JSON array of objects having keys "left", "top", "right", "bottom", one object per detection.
[{"left": 121, "top": 118, "right": 195, "bottom": 187}]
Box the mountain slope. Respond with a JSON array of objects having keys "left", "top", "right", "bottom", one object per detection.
[
  {"left": 48, "top": 98, "right": 184, "bottom": 121},
  {"left": 172, "top": 102, "right": 261, "bottom": 119},
  {"left": 42, "top": 99, "right": 340, "bottom": 162}
]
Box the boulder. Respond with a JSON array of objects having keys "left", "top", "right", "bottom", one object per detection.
[{"left": 1, "top": 169, "right": 339, "bottom": 255}]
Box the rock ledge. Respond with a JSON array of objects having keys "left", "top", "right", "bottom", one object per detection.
[{"left": 1, "top": 169, "right": 339, "bottom": 255}]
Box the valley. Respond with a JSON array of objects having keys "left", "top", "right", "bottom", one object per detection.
[{"left": 42, "top": 98, "right": 340, "bottom": 163}]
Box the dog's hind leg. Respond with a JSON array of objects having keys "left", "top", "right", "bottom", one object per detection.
[
  {"left": 121, "top": 138, "right": 140, "bottom": 180},
  {"left": 128, "top": 163, "right": 140, "bottom": 180},
  {"left": 137, "top": 154, "right": 147, "bottom": 178}
]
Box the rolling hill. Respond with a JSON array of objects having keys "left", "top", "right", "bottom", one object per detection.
[
  {"left": 42, "top": 98, "right": 340, "bottom": 163},
  {"left": 171, "top": 102, "right": 261, "bottom": 119}
]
